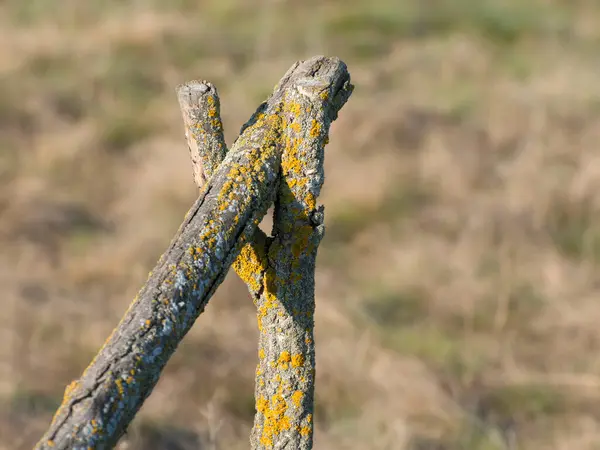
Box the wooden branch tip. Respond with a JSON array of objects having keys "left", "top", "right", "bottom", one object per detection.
[{"left": 176, "top": 80, "right": 227, "bottom": 188}]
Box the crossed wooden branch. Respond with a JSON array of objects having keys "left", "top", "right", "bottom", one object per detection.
[{"left": 34, "top": 56, "right": 353, "bottom": 450}]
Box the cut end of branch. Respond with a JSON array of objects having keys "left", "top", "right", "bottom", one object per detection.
[
  {"left": 176, "top": 79, "right": 227, "bottom": 189},
  {"left": 176, "top": 80, "right": 216, "bottom": 107}
]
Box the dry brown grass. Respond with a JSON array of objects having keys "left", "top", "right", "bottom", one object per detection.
[{"left": 3, "top": 1, "right": 600, "bottom": 448}]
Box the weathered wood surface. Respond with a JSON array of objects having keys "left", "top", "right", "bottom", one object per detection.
[
  {"left": 249, "top": 57, "right": 352, "bottom": 450},
  {"left": 177, "top": 57, "right": 353, "bottom": 450},
  {"left": 34, "top": 56, "right": 352, "bottom": 450}
]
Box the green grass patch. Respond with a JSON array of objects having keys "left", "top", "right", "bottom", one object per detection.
[
  {"left": 159, "top": 29, "right": 216, "bottom": 72},
  {"left": 327, "top": 182, "right": 433, "bottom": 246},
  {"left": 383, "top": 325, "right": 487, "bottom": 380},
  {"left": 8, "top": 388, "right": 61, "bottom": 416},
  {"left": 325, "top": 0, "right": 572, "bottom": 62},
  {"left": 125, "top": 419, "right": 203, "bottom": 449},
  {"left": 314, "top": 380, "right": 362, "bottom": 427},
  {"left": 223, "top": 388, "right": 256, "bottom": 422},
  {"left": 0, "top": 74, "right": 38, "bottom": 135},
  {"left": 357, "top": 284, "right": 490, "bottom": 381},
  {"left": 477, "top": 383, "right": 565, "bottom": 423},
  {"left": 97, "top": 42, "right": 165, "bottom": 108},
  {"left": 98, "top": 113, "right": 157, "bottom": 153},
  {"left": 66, "top": 227, "right": 104, "bottom": 255},
  {"left": 4, "top": 0, "right": 131, "bottom": 26},
  {"left": 363, "top": 285, "right": 429, "bottom": 328},
  {"left": 451, "top": 425, "right": 511, "bottom": 450},
  {"left": 411, "top": 429, "right": 507, "bottom": 450},
  {"left": 546, "top": 195, "right": 600, "bottom": 263},
  {"left": 456, "top": 281, "right": 545, "bottom": 333},
  {"left": 0, "top": 140, "right": 20, "bottom": 182}
]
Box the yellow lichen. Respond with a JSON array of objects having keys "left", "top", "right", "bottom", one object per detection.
[
  {"left": 291, "top": 391, "right": 304, "bottom": 407},
  {"left": 232, "top": 243, "right": 266, "bottom": 294},
  {"left": 278, "top": 351, "right": 291, "bottom": 369},
  {"left": 291, "top": 354, "right": 305, "bottom": 368},
  {"left": 256, "top": 395, "right": 269, "bottom": 413},
  {"left": 64, "top": 380, "right": 79, "bottom": 399},
  {"left": 285, "top": 101, "right": 303, "bottom": 117},
  {"left": 256, "top": 385, "right": 292, "bottom": 448},
  {"left": 309, "top": 120, "right": 321, "bottom": 138},
  {"left": 115, "top": 379, "right": 124, "bottom": 397}
]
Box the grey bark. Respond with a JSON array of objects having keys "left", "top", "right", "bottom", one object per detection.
[
  {"left": 250, "top": 57, "right": 352, "bottom": 450},
  {"left": 177, "top": 57, "right": 353, "bottom": 450},
  {"left": 34, "top": 56, "right": 352, "bottom": 450}
]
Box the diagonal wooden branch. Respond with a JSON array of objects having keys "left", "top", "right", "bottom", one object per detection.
[
  {"left": 250, "top": 56, "right": 353, "bottom": 450},
  {"left": 33, "top": 81, "right": 289, "bottom": 450},
  {"left": 176, "top": 81, "right": 270, "bottom": 299}
]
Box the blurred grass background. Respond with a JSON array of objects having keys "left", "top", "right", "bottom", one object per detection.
[{"left": 2, "top": 0, "right": 600, "bottom": 448}]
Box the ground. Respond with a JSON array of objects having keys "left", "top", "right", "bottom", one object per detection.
[{"left": 2, "top": 1, "right": 600, "bottom": 449}]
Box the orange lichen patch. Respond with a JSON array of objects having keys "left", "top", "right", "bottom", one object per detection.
[
  {"left": 281, "top": 136, "right": 303, "bottom": 176},
  {"left": 256, "top": 395, "right": 269, "bottom": 413},
  {"left": 257, "top": 268, "right": 280, "bottom": 332},
  {"left": 64, "top": 380, "right": 79, "bottom": 398},
  {"left": 309, "top": 119, "right": 321, "bottom": 138},
  {"left": 46, "top": 440, "right": 55, "bottom": 447},
  {"left": 232, "top": 243, "right": 267, "bottom": 294},
  {"left": 299, "top": 426, "right": 311, "bottom": 436},
  {"left": 291, "top": 391, "right": 304, "bottom": 408},
  {"left": 304, "top": 192, "right": 316, "bottom": 211},
  {"left": 291, "top": 354, "right": 305, "bottom": 368},
  {"left": 256, "top": 387, "right": 292, "bottom": 448},
  {"left": 207, "top": 95, "right": 217, "bottom": 116},
  {"left": 115, "top": 379, "right": 125, "bottom": 397},
  {"left": 285, "top": 101, "right": 303, "bottom": 118},
  {"left": 278, "top": 351, "right": 291, "bottom": 369}
]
